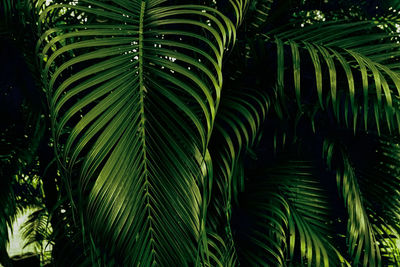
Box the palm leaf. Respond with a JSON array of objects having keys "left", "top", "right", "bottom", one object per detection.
[
  {"left": 323, "top": 139, "right": 381, "bottom": 266},
  {"left": 37, "top": 0, "right": 236, "bottom": 265},
  {"left": 21, "top": 208, "right": 52, "bottom": 258},
  {"left": 343, "top": 134, "right": 400, "bottom": 266},
  {"left": 235, "top": 153, "right": 350, "bottom": 267},
  {"left": 284, "top": 163, "right": 349, "bottom": 267},
  {"left": 201, "top": 230, "right": 237, "bottom": 267},
  {"left": 212, "top": 0, "right": 250, "bottom": 27},
  {"left": 206, "top": 87, "right": 269, "bottom": 265},
  {"left": 234, "top": 178, "right": 289, "bottom": 266},
  {"left": 246, "top": 0, "right": 274, "bottom": 32},
  {"left": 263, "top": 21, "right": 400, "bottom": 135}
]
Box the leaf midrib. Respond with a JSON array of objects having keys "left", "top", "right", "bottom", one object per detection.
[{"left": 138, "top": 1, "right": 156, "bottom": 265}]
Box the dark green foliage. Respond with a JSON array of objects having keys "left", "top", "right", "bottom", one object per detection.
[{"left": 1, "top": 0, "right": 400, "bottom": 266}]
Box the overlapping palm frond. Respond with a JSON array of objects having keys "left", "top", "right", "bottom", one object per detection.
[
  {"left": 260, "top": 21, "right": 400, "bottom": 135},
  {"left": 256, "top": 17, "right": 400, "bottom": 265},
  {"left": 36, "top": 0, "right": 242, "bottom": 265},
  {"left": 205, "top": 85, "right": 269, "bottom": 263},
  {"left": 323, "top": 139, "right": 379, "bottom": 266},
  {"left": 211, "top": 0, "right": 250, "bottom": 28},
  {"left": 283, "top": 162, "right": 349, "bottom": 267},
  {"left": 322, "top": 133, "right": 400, "bottom": 267},
  {"left": 201, "top": 230, "right": 236, "bottom": 267},
  {"left": 233, "top": 152, "right": 350, "bottom": 267},
  {"left": 232, "top": 173, "right": 289, "bottom": 266},
  {"left": 354, "top": 137, "right": 400, "bottom": 266},
  {"left": 214, "top": 16, "right": 400, "bottom": 266}
]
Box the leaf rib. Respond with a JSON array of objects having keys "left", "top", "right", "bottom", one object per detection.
[{"left": 138, "top": 1, "right": 156, "bottom": 266}]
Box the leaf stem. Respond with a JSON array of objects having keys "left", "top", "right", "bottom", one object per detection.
[{"left": 139, "top": 1, "right": 156, "bottom": 265}]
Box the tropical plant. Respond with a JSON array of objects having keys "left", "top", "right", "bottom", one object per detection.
[{"left": 2, "top": 0, "right": 400, "bottom": 266}]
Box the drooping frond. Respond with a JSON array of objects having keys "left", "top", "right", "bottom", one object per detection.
[
  {"left": 324, "top": 134, "right": 400, "bottom": 266},
  {"left": 213, "top": 0, "right": 250, "bottom": 27},
  {"left": 264, "top": 21, "right": 400, "bottom": 135},
  {"left": 206, "top": 87, "right": 269, "bottom": 264},
  {"left": 212, "top": 88, "right": 269, "bottom": 201},
  {"left": 234, "top": 153, "right": 350, "bottom": 267},
  {"left": 323, "top": 138, "right": 381, "bottom": 266},
  {"left": 354, "top": 137, "right": 400, "bottom": 265},
  {"left": 187, "top": 0, "right": 249, "bottom": 28},
  {"left": 0, "top": 0, "right": 14, "bottom": 25},
  {"left": 233, "top": 177, "right": 289, "bottom": 266},
  {"left": 283, "top": 161, "right": 349, "bottom": 267}
]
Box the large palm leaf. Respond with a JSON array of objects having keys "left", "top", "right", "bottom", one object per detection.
[{"left": 36, "top": 0, "right": 240, "bottom": 265}]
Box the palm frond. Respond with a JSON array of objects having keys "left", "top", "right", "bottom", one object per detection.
[
  {"left": 246, "top": 0, "right": 274, "bottom": 32},
  {"left": 323, "top": 139, "right": 381, "bottom": 266},
  {"left": 344, "top": 134, "right": 400, "bottom": 266},
  {"left": 262, "top": 21, "right": 400, "bottom": 135},
  {"left": 183, "top": 0, "right": 249, "bottom": 28},
  {"left": 234, "top": 153, "right": 350, "bottom": 266},
  {"left": 201, "top": 230, "right": 237, "bottom": 267},
  {"left": 213, "top": 0, "right": 250, "bottom": 27},
  {"left": 37, "top": 0, "right": 236, "bottom": 265},
  {"left": 21, "top": 208, "right": 52, "bottom": 257},
  {"left": 284, "top": 163, "right": 349, "bottom": 267},
  {"left": 0, "top": 0, "right": 16, "bottom": 27},
  {"left": 234, "top": 178, "right": 289, "bottom": 266},
  {"left": 212, "top": 88, "right": 269, "bottom": 201},
  {"left": 205, "top": 87, "right": 269, "bottom": 265}
]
